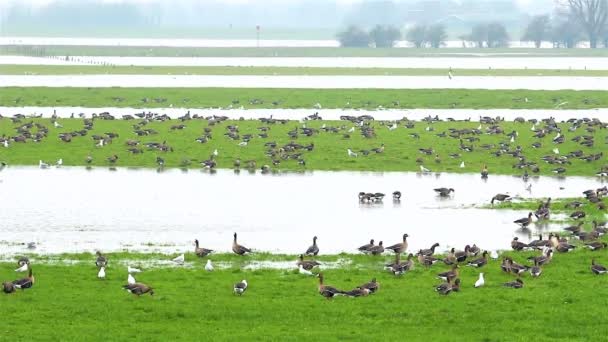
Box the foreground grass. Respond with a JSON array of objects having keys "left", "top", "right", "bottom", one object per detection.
[
  {"left": 4, "top": 65, "right": 608, "bottom": 77},
  {"left": 0, "top": 117, "right": 606, "bottom": 176},
  {"left": 1, "top": 248, "right": 608, "bottom": 340},
  {"left": 4, "top": 45, "right": 608, "bottom": 57},
  {"left": 2, "top": 87, "right": 608, "bottom": 110}
]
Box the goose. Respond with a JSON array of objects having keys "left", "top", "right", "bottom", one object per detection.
[
  {"left": 419, "top": 243, "right": 440, "bottom": 257},
  {"left": 513, "top": 213, "right": 533, "bottom": 228},
  {"left": 467, "top": 251, "right": 488, "bottom": 267},
  {"left": 205, "top": 260, "right": 214, "bottom": 272},
  {"left": 417, "top": 251, "right": 441, "bottom": 266},
  {"left": 298, "top": 264, "right": 314, "bottom": 276},
  {"left": 468, "top": 244, "right": 481, "bottom": 257},
  {"left": 511, "top": 237, "right": 528, "bottom": 251},
  {"left": 556, "top": 242, "right": 576, "bottom": 253},
  {"left": 127, "top": 266, "right": 142, "bottom": 274},
  {"left": 527, "top": 249, "right": 553, "bottom": 266},
  {"left": 591, "top": 259, "right": 607, "bottom": 275},
  {"left": 507, "top": 259, "right": 529, "bottom": 275},
  {"left": 443, "top": 248, "right": 457, "bottom": 265},
  {"left": 2, "top": 282, "right": 15, "bottom": 294},
  {"left": 585, "top": 241, "right": 607, "bottom": 251},
  {"left": 358, "top": 239, "right": 375, "bottom": 253},
  {"left": 98, "top": 267, "right": 106, "bottom": 279},
  {"left": 437, "top": 265, "right": 459, "bottom": 281},
  {"left": 305, "top": 236, "right": 319, "bottom": 256},
  {"left": 13, "top": 268, "right": 34, "bottom": 290},
  {"left": 529, "top": 260, "right": 542, "bottom": 277},
  {"left": 14, "top": 263, "right": 28, "bottom": 273},
  {"left": 481, "top": 165, "right": 489, "bottom": 178},
  {"left": 106, "top": 154, "right": 118, "bottom": 164},
  {"left": 172, "top": 254, "right": 185, "bottom": 264},
  {"left": 392, "top": 191, "right": 402, "bottom": 200},
  {"left": 95, "top": 251, "right": 107, "bottom": 268},
  {"left": 564, "top": 222, "right": 584, "bottom": 234},
  {"left": 233, "top": 280, "right": 248, "bottom": 295},
  {"left": 39, "top": 160, "right": 49, "bottom": 169},
  {"left": 232, "top": 233, "right": 252, "bottom": 255},
  {"left": 454, "top": 246, "right": 470, "bottom": 263},
  {"left": 297, "top": 254, "right": 321, "bottom": 271},
  {"left": 528, "top": 234, "right": 550, "bottom": 249},
  {"left": 385, "top": 234, "right": 409, "bottom": 254},
  {"left": 474, "top": 273, "right": 485, "bottom": 288},
  {"left": 344, "top": 287, "right": 370, "bottom": 297},
  {"left": 194, "top": 239, "right": 213, "bottom": 258},
  {"left": 503, "top": 278, "right": 524, "bottom": 289},
  {"left": 123, "top": 283, "right": 154, "bottom": 296},
  {"left": 368, "top": 241, "right": 384, "bottom": 255},
  {"left": 318, "top": 273, "right": 344, "bottom": 299},
  {"left": 434, "top": 188, "right": 455, "bottom": 197},
  {"left": 436, "top": 278, "right": 460, "bottom": 295},
  {"left": 358, "top": 278, "right": 379, "bottom": 294},
  {"left": 386, "top": 254, "right": 412, "bottom": 276},
  {"left": 85, "top": 154, "right": 93, "bottom": 164},
  {"left": 347, "top": 149, "right": 358, "bottom": 157},
  {"left": 491, "top": 194, "right": 511, "bottom": 205},
  {"left": 128, "top": 273, "right": 136, "bottom": 285}
]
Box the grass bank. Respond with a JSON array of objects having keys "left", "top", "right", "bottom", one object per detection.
[
  {"left": 1, "top": 247, "right": 608, "bottom": 340},
  {"left": 0, "top": 117, "right": 606, "bottom": 176},
  {"left": 4, "top": 64, "right": 608, "bottom": 77},
  {"left": 1, "top": 87, "right": 608, "bottom": 110}
]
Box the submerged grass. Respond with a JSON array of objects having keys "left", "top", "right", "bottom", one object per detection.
[
  {"left": 1, "top": 248, "right": 608, "bottom": 340},
  {"left": 2, "top": 87, "right": 608, "bottom": 109},
  {"left": 0, "top": 117, "right": 606, "bottom": 176}
]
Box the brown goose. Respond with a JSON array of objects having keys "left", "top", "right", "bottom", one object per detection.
[
  {"left": 344, "top": 287, "right": 370, "bottom": 297},
  {"left": 437, "top": 265, "right": 459, "bottom": 281},
  {"left": 556, "top": 241, "right": 576, "bottom": 253},
  {"left": 466, "top": 251, "right": 488, "bottom": 268},
  {"left": 511, "top": 237, "right": 529, "bottom": 251},
  {"left": 385, "top": 234, "right": 409, "bottom": 254},
  {"left": 436, "top": 278, "right": 460, "bottom": 295},
  {"left": 305, "top": 236, "right": 319, "bottom": 256},
  {"left": 527, "top": 249, "right": 553, "bottom": 266},
  {"left": 368, "top": 241, "right": 384, "bottom": 255},
  {"left": 358, "top": 278, "right": 379, "bottom": 294},
  {"left": 297, "top": 254, "right": 320, "bottom": 271},
  {"left": 232, "top": 233, "right": 252, "bottom": 255},
  {"left": 564, "top": 222, "right": 584, "bottom": 234},
  {"left": 418, "top": 250, "right": 441, "bottom": 266},
  {"left": 2, "top": 282, "right": 15, "bottom": 294},
  {"left": 318, "top": 273, "right": 344, "bottom": 299},
  {"left": 529, "top": 260, "right": 542, "bottom": 277},
  {"left": 13, "top": 268, "right": 34, "bottom": 290},
  {"left": 491, "top": 194, "right": 510, "bottom": 205},
  {"left": 528, "top": 234, "right": 550, "bottom": 249},
  {"left": 504, "top": 278, "right": 524, "bottom": 288},
  {"left": 586, "top": 241, "right": 608, "bottom": 251},
  {"left": 194, "top": 239, "right": 213, "bottom": 258},
  {"left": 508, "top": 258, "right": 529, "bottom": 275},
  {"left": 591, "top": 259, "right": 607, "bottom": 275},
  {"left": 419, "top": 243, "right": 440, "bottom": 257},
  {"left": 358, "top": 239, "right": 375, "bottom": 253},
  {"left": 444, "top": 248, "right": 457, "bottom": 265},
  {"left": 513, "top": 213, "right": 533, "bottom": 228},
  {"left": 95, "top": 251, "right": 107, "bottom": 268},
  {"left": 123, "top": 283, "right": 154, "bottom": 296},
  {"left": 454, "top": 246, "right": 470, "bottom": 262},
  {"left": 233, "top": 280, "right": 248, "bottom": 295}
]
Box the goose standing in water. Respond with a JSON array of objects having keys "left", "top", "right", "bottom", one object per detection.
[
  {"left": 205, "top": 260, "right": 214, "bottom": 272},
  {"left": 513, "top": 213, "right": 533, "bottom": 228},
  {"left": 385, "top": 234, "right": 409, "bottom": 254},
  {"left": 434, "top": 188, "right": 455, "bottom": 197},
  {"left": 491, "top": 194, "right": 511, "bottom": 205},
  {"left": 95, "top": 251, "right": 107, "bottom": 268},
  {"left": 172, "top": 254, "right": 185, "bottom": 264},
  {"left": 297, "top": 254, "right": 321, "bottom": 271},
  {"left": 305, "top": 236, "right": 320, "bottom": 256},
  {"left": 318, "top": 273, "right": 344, "bottom": 299},
  {"left": 98, "top": 266, "right": 106, "bottom": 279},
  {"left": 591, "top": 259, "right": 607, "bottom": 274},
  {"left": 233, "top": 280, "right": 248, "bottom": 295},
  {"left": 232, "top": 233, "right": 252, "bottom": 255},
  {"left": 13, "top": 268, "right": 34, "bottom": 290},
  {"left": 194, "top": 239, "right": 213, "bottom": 258},
  {"left": 123, "top": 283, "right": 154, "bottom": 296},
  {"left": 358, "top": 239, "right": 375, "bottom": 253},
  {"left": 474, "top": 273, "right": 485, "bottom": 288}
]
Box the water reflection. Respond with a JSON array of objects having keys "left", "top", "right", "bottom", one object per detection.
[{"left": 0, "top": 166, "right": 604, "bottom": 256}]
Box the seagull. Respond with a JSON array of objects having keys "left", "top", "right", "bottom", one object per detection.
[
  {"left": 96, "top": 139, "right": 104, "bottom": 147},
  {"left": 172, "top": 254, "right": 185, "bottom": 265},
  {"left": 56, "top": 158, "right": 63, "bottom": 167},
  {"left": 510, "top": 136, "right": 515, "bottom": 143},
  {"left": 347, "top": 149, "right": 358, "bottom": 157},
  {"left": 530, "top": 124, "right": 536, "bottom": 131},
  {"left": 128, "top": 273, "right": 136, "bottom": 285},
  {"left": 388, "top": 123, "right": 397, "bottom": 131},
  {"left": 474, "top": 273, "right": 485, "bottom": 288},
  {"left": 553, "top": 148, "right": 559, "bottom": 155},
  {"left": 15, "top": 263, "right": 28, "bottom": 272},
  {"left": 348, "top": 127, "right": 355, "bottom": 133},
  {"left": 127, "top": 266, "right": 142, "bottom": 273},
  {"left": 298, "top": 264, "right": 314, "bottom": 276},
  {"left": 448, "top": 71, "right": 453, "bottom": 79},
  {"left": 3, "top": 140, "right": 8, "bottom": 148},
  {"left": 205, "top": 260, "right": 214, "bottom": 272},
  {"left": 490, "top": 250, "right": 499, "bottom": 260},
  {"left": 39, "top": 160, "right": 49, "bottom": 169},
  {"left": 238, "top": 141, "right": 248, "bottom": 147},
  {"left": 53, "top": 121, "right": 62, "bottom": 128},
  {"left": 460, "top": 161, "right": 465, "bottom": 168},
  {"left": 98, "top": 267, "right": 106, "bottom": 279},
  {"left": 213, "top": 149, "right": 218, "bottom": 157},
  {"left": 420, "top": 165, "right": 431, "bottom": 173}
]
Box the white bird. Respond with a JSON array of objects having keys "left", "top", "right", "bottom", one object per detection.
[
  {"left": 3, "top": 140, "right": 8, "bottom": 148},
  {"left": 490, "top": 250, "right": 499, "bottom": 260},
  {"left": 53, "top": 121, "right": 62, "bottom": 128},
  {"left": 98, "top": 267, "right": 106, "bottom": 279},
  {"left": 388, "top": 123, "right": 397, "bottom": 131},
  {"left": 552, "top": 148, "right": 560, "bottom": 155},
  {"left": 321, "top": 124, "right": 326, "bottom": 129},
  {"left": 477, "top": 124, "right": 482, "bottom": 130},
  {"left": 347, "top": 149, "right": 358, "bottom": 157},
  {"left": 39, "top": 160, "right": 49, "bottom": 169},
  {"left": 127, "top": 273, "right": 136, "bottom": 285},
  {"left": 530, "top": 124, "right": 536, "bottom": 131},
  {"left": 233, "top": 279, "right": 248, "bottom": 295},
  {"left": 205, "top": 260, "right": 214, "bottom": 272},
  {"left": 313, "top": 103, "right": 322, "bottom": 109},
  {"left": 213, "top": 149, "right": 218, "bottom": 157},
  {"left": 553, "top": 132, "right": 561, "bottom": 141},
  {"left": 96, "top": 139, "right": 104, "bottom": 147},
  {"left": 448, "top": 71, "right": 453, "bottom": 79},
  {"left": 15, "top": 263, "right": 28, "bottom": 272},
  {"left": 460, "top": 161, "right": 465, "bottom": 168},
  {"left": 56, "top": 158, "right": 63, "bottom": 166},
  {"left": 298, "top": 264, "right": 314, "bottom": 276},
  {"left": 238, "top": 141, "right": 248, "bottom": 147},
  {"left": 127, "top": 266, "right": 142, "bottom": 273},
  {"left": 525, "top": 183, "right": 532, "bottom": 192},
  {"left": 420, "top": 165, "right": 430, "bottom": 173},
  {"left": 474, "top": 273, "right": 485, "bottom": 288},
  {"left": 510, "top": 136, "right": 515, "bottom": 143},
  {"left": 348, "top": 127, "right": 355, "bottom": 133},
  {"left": 524, "top": 97, "right": 529, "bottom": 103},
  {"left": 172, "top": 253, "right": 185, "bottom": 264}
]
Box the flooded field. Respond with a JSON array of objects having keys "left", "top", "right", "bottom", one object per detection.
[
  {"left": 1, "top": 74, "right": 607, "bottom": 90},
  {"left": 0, "top": 167, "right": 602, "bottom": 256}
]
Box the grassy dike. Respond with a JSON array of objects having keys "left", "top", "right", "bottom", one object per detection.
[
  {"left": 1, "top": 87, "right": 608, "bottom": 109},
  {"left": 1, "top": 247, "right": 608, "bottom": 340},
  {"left": 0, "top": 118, "right": 606, "bottom": 176}
]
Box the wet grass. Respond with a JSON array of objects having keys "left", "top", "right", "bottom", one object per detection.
[
  {"left": 2, "top": 87, "right": 608, "bottom": 110},
  {"left": 1, "top": 117, "right": 606, "bottom": 176},
  {"left": 1, "top": 248, "right": 608, "bottom": 340},
  {"left": 4, "top": 65, "right": 608, "bottom": 77}
]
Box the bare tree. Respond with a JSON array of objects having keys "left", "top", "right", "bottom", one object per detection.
[{"left": 564, "top": 0, "right": 608, "bottom": 48}]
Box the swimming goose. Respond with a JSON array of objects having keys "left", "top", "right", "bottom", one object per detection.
[
  {"left": 123, "top": 283, "right": 154, "bottom": 296},
  {"left": 591, "top": 259, "right": 607, "bottom": 275},
  {"left": 318, "top": 273, "right": 344, "bottom": 299},
  {"left": 128, "top": 273, "right": 136, "bottom": 285},
  {"left": 467, "top": 251, "right": 488, "bottom": 268},
  {"left": 491, "top": 194, "right": 511, "bottom": 205},
  {"left": 511, "top": 237, "right": 529, "bottom": 251},
  {"left": 368, "top": 241, "right": 385, "bottom": 255},
  {"left": 305, "top": 236, "right": 319, "bottom": 256},
  {"left": 419, "top": 243, "right": 440, "bottom": 257},
  {"left": 513, "top": 213, "right": 533, "bottom": 228},
  {"left": 358, "top": 239, "right": 375, "bottom": 253},
  {"left": 127, "top": 266, "right": 142, "bottom": 273},
  {"left": 474, "top": 273, "right": 485, "bottom": 288},
  {"left": 13, "top": 268, "right": 34, "bottom": 290},
  {"left": 529, "top": 260, "right": 542, "bottom": 277},
  {"left": 194, "top": 239, "right": 213, "bottom": 258},
  {"left": 385, "top": 234, "right": 409, "bottom": 254},
  {"left": 233, "top": 280, "right": 248, "bottom": 295},
  {"left": 205, "top": 260, "right": 214, "bottom": 272},
  {"left": 298, "top": 264, "right": 314, "bottom": 276},
  {"left": 344, "top": 287, "right": 370, "bottom": 297},
  {"left": 434, "top": 188, "right": 455, "bottom": 197},
  {"left": 172, "top": 254, "right": 185, "bottom": 264},
  {"left": 392, "top": 191, "right": 402, "bottom": 200},
  {"left": 297, "top": 255, "right": 321, "bottom": 271},
  {"left": 437, "top": 265, "right": 459, "bottom": 281},
  {"left": 503, "top": 278, "right": 524, "bottom": 289},
  {"left": 358, "top": 278, "right": 379, "bottom": 294},
  {"left": 436, "top": 278, "right": 460, "bottom": 295},
  {"left": 232, "top": 233, "right": 252, "bottom": 255},
  {"left": 585, "top": 241, "right": 608, "bottom": 251},
  {"left": 98, "top": 266, "right": 106, "bottom": 279},
  {"left": 95, "top": 251, "right": 107, "bottom": 268}
]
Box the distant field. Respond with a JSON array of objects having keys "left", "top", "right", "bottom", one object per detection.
[
  {"left": 2, "top": 65, "right": 608, "bottom": 77},
  {"left": 3, "top": 45, "right": 608, "bottom": 58}
]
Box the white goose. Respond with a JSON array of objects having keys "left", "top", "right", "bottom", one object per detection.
[
  {"left": 15, "top": 263, "right": 28, "bottom": 272},
  {"left": 128, "top": 266, "right": 142, "bottom": 273},
  {"left": 299, "top": 264, "right": 314, "bottom": 276},
  {"left": 205, "top": 260, "right": 214, "bottom": 272},
  {"left": 127, "top": 273, "right": 136, "bottom": 285},
  {"left": 172, "top": 254, "right": 185, "bottom": 264},
  {"left": 474, "top": 273, "right": 485, "bottom": 288},
  {"left": 98, "top": 267, "right": 106, "bottom": 279}
]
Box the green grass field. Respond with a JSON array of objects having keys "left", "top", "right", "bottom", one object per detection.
[
  {"left": 3, "top": 64, "right": 608, "bottom": 77},
  {"left": 1, "top": 117, "right": 606, "bottom": 176},
  {"left": 2, "top": 245, "right": 608, "bottom": 340},
  {"left": 4, "top": 45, "right": 608, "bottom": 57},
  {"left": 1, "top": 87, "right": 607, "bottom": 110}
]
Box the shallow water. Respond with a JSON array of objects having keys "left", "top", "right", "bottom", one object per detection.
[
  {"left": 1, "top": 74, "right": 606, "bottom": 90},
  {"left": 0, "top": 167, "right": 603, "bottom": 256}
]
